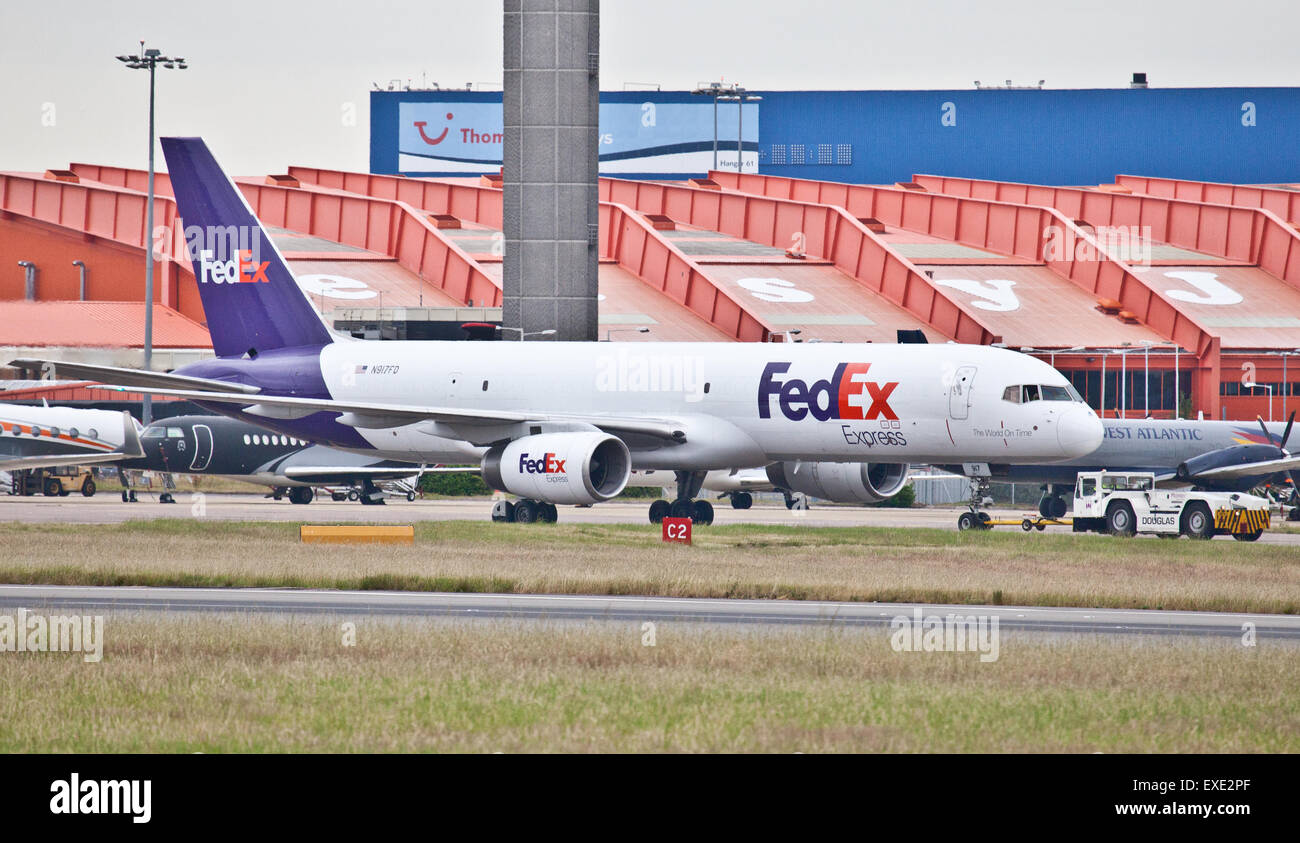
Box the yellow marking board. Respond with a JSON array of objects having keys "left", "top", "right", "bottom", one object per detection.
[{"left": 299, "top": 525, "right": 415, "bottom": 544}]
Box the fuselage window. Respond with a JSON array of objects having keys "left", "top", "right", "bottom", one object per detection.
[
  {"left": 69, "top": 428, "right": 79, "bottom": 439},
  {"left": 31, "top": 427, "right": 42, "bottom": 437},
  {"left": 50, "top": 427, "right": 61, "bottom": 438},
  {"left": 88, "top": 428, "right": 98, "bottom": 440},
  {"left": 243, "top": 434, "right": 251, "bottom": 445}
]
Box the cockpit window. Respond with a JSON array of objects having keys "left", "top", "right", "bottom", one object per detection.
[
  {"left": 142, "top": 428, "right": 165, "bottom": 439},
  {"left": 1003, "top": 383, "right": 1087, "bottom": 403},
  {"left": 167, "top": 427, "right": 185, "bottom": 438}
]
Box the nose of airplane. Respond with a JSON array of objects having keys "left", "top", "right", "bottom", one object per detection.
[{"left": 1057, "top": 407, "right": 1104, "bottom": 457}]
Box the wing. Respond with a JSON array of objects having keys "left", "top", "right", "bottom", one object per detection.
[
  {"left": 1187, "top": 455, "right": 1300, "bottom": 482},
  {"left": 90, "top": 386, "right": 688, "bottom": 444},
  {"left": 9, "top": 358, "right": 260, "bottom": 395},
  {"left": 0, "top": 451, "right": 131, "bottom": 471}
]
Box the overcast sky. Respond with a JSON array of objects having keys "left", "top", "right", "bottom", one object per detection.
[{"left": 2, "top": 0, "right": 1297, "bottom": 174}]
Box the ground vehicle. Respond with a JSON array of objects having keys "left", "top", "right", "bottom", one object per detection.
[
  {"left": 1069, "top": 471, "right": 1270, "bottom": 541},
  {"left": 8, "top": 466, "right": 97, "bottom": 497}
]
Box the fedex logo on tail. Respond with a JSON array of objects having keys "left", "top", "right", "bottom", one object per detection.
[
  {"left": 759, "top": 362, "right": 899, "bottom": 422},
  {"left": 519, "top": 452, "right": 566, "bottom": 475},
  {"left": 198, "top": 249, "right": 270, "bottom": 285}
]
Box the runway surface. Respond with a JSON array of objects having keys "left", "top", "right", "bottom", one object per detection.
[
  {"left": 2, "top": 584, "right": 1296, "bottom": 640},
  {"left": 2, "top": 492, "right": 1299, "bottom": 542}
]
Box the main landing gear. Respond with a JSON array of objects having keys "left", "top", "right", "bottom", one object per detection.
[
  {"left": 491, "top": 499, "right": 558, "bottom": 523},
  {"left": 1037, "top": 484, "right": 1071, "bottom": 519},
  {"left": 647, "top": 471, "right": 714, "bottom": 526},
  {"left": 728, "top": 491, "right": 753, "bottom": 510}
]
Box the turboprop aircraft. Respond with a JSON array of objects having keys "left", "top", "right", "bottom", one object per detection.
[
  {"left": 13, "top": 137, "right": 1103, "bottom": 524},
  {"left": 936, "top": 413, "right": 1300, "bottom": 520}
]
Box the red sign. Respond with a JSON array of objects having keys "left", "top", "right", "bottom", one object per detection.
[{"left": 661, "top": 517, "right": 692, "bottom": 545}]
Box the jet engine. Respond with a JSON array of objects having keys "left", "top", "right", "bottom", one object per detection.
[
  {"left": 482, "top": 432, "right": 632, "bottom": 505},
  {"left": 765, "top": 461, "right": 910, "bottom": 503}
]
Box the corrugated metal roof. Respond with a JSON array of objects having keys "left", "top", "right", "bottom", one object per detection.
[{"left": 0, "top": 301, "right": 211, "bottom": 349}]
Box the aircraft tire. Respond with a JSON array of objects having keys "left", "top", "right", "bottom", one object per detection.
[
  {"left": 648, "top": 499, "right": 670, "bottom": 524},
  {"left": 731, "top": 492, "right": 753, "bottom": 510},
  {"left": 669, "top": 499, "right": 693, "bottom": 520},
  {"left": 514, "top": 499, "right": 539, "bottom": 523},
  {"left": 691, "top": 499, "right": 714, "bottom": 525}
]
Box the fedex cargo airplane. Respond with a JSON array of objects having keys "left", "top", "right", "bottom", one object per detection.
[{"left": 13, "top": 138, "right": 1103, "bottom": 524}]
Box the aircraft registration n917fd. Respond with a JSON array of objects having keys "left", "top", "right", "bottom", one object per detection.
[{"left": 13, "top": 138, "right": 1103, "bottom": 524}]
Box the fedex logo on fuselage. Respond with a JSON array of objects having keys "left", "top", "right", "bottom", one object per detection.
[
  {"left": 198, "top": 249, "right": 269, "bottom": 285},
  {"left": 519, "top": 452, "right": 566, "bottom": 475},
  {"left": 759, "top": 362, "right": 899, "bottom": 422}
]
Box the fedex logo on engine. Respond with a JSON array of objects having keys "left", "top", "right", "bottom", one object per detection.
[
  {"left": 198, "top": 249, "right": 270, "bottom": 285},
  {"left": 758, "top": 362, "right": 899, "bottom": 422},
  {"left": 519, "top": 452, "right": 567, "bottom": 475}
]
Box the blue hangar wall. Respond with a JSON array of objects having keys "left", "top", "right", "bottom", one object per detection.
[{"left": 371, "top": 88, "right": 1300, "bottom": 185}]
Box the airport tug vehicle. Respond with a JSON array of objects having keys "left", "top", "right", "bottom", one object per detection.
[{"left": 1070, "top": 471, "right": 1270, "bottom": 541}]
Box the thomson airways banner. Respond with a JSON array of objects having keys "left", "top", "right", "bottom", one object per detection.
[{"left": 379, "top": 95, "right": 758, "bottom": 176}]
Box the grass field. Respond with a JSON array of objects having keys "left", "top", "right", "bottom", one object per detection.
[
  {"left": 0, "top": 616, "right": 1292, "bottom": 752},
  {"left": 0, "top": 518, "right": 1297, "bottom": 614}
]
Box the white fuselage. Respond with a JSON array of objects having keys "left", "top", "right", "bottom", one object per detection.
[
  {"left": 0, "top": 404, "right": 133, "bottom": 469},
  {"left": 312, "top": 341, "right": 1102, "bottom": 470}
]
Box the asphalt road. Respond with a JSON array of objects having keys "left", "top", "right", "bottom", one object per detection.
[
  {"left": 2, "top": 492, "right": 1299, "bottom": 542},
  {"left": 1, "top": 585, "right": 1296, "bottom": 640}
]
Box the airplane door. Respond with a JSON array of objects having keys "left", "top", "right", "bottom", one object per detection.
[
  {"left": 189, "top": 424, "right": 214, "bottom": 471},
  {"left": 949, "top": 366, "right": 977, "bottom": 420}
]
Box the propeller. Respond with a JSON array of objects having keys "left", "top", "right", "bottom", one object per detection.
[{"left": 1261, "top": 411, "right": 1299, "bottom": 504}]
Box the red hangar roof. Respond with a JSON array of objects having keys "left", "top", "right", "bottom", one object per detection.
[{"left": 4, "top": 160, "right": 1300, "bottom": 420}]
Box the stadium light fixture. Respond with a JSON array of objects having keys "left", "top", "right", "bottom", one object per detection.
[
  {"left": 116, "top": 41, "right": 189, "bottom": 424},
  {"left": 691, "top": 81, "right": 732, "bottom": 172}
]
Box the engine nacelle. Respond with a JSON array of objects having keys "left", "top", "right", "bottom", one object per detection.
[
  {"left": 765, "top": 461, "right": 909, "bottom": 503},
  {"left": 1178, "top": 443, "right": 1283, "bottom": 492},
  {"left": 483, "top": 432, "right": 631, "bottom": 505}
]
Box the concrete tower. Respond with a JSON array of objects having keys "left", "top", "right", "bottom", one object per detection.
[{"left": 503, "top": 0, "right": 600, "bottom": 341}]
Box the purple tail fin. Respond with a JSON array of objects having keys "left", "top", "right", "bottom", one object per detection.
[{"left": 161, "top": 137, "right": 333, "bottom": 358}]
